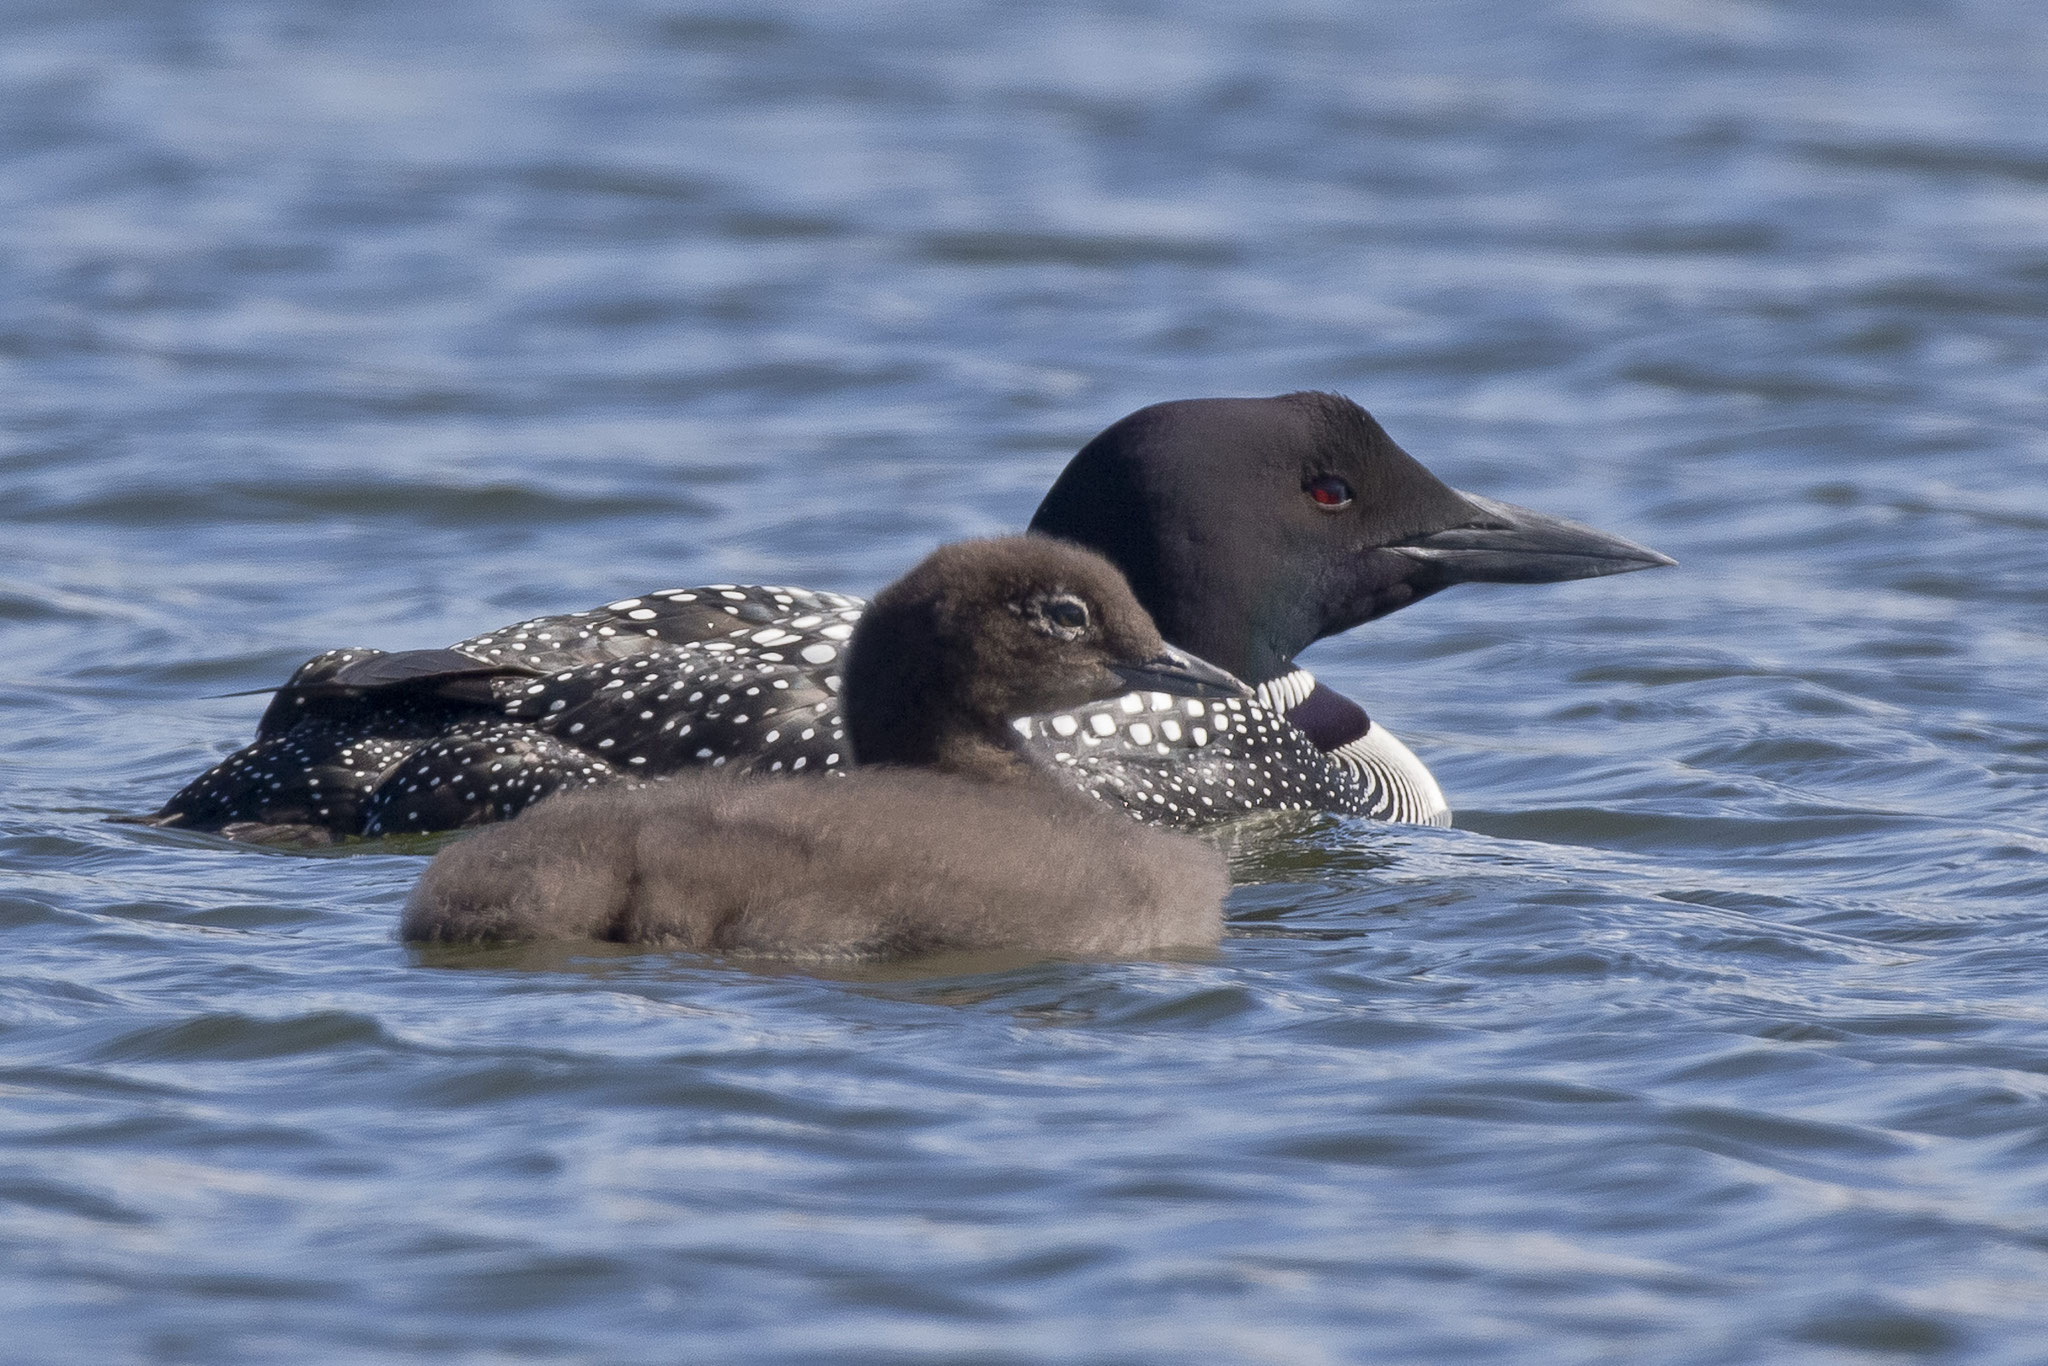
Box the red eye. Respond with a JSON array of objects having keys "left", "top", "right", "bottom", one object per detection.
[{"left": 1306, "top": 475, "right": 1354, "bottom": 510}]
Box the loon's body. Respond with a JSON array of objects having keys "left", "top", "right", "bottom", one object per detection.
[
  {"left": 142, "top": 392, "right": 1671, "bottom": 843},
  {"left": 403, "top": 539, "right": 1237, "bottom": 960}
]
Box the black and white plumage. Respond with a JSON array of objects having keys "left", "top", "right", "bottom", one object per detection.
[
  {"left": 148, "top": 586, "right": 867, "bottom": 840},
  {"left": 402, "top": 538, "right": 1239, "bottom": 960},
  {"left": 140, "top": 392, "right": 1672, "bottom": 843},
  {"left": 1012, "top": 668, "right": 1448, "bottom": 828}
]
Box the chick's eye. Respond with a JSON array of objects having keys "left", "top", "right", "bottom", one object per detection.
[
  {"left": 1040, "top": 595, "right": 1091, "bottom": 638},
  {"left": 1306, "top": 475, "right": 1354, "bottom": 511}
]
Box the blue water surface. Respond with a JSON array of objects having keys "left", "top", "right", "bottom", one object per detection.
[{"left": 4, "top": 1, "right": 2047, "bottom": 1361}]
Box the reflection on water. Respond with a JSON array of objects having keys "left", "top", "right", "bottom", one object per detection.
[{"left": 5, "top": 0, "right": 2048, "bottom": 1361}]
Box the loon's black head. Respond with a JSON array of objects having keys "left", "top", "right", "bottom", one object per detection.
[
  {"left": 1028, "top": 391, "right": 1674, "bottom": 685},
  {"left": 843, "top": 536, "right": 1246, "bottom": 775}
]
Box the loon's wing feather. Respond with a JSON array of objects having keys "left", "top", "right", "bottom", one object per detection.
[
  {"left": 323, "top": 648, "right": 529, "bottom": 691},
  {"left": 452, "top": 585, "right": 867, "bottom": 675},
  {"left": 253, "top": 649, "right": 539, "bottom": 724},
  {"left": 496, "top": 641, "right": 850, "bottom": 777}
]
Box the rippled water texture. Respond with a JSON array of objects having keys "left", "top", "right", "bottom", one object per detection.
[{"left": 6, "top": 1, "right": 2048, "bottom": 1361}]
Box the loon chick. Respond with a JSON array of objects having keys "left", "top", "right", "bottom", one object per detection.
[
  {"left": 142, "top": 391, "right": 1673, "bottom": 843},
  {"left": 402, "top": 538, "right": 1241, "bottom": 959}
]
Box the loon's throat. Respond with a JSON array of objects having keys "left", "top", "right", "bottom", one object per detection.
[{"left": 1272, "top": 676, "right": 1371, "bottom": 753}]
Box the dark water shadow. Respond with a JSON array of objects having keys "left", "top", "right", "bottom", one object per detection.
[{"left": 405, "top": 936, "right": 1220, "bottom": 990}]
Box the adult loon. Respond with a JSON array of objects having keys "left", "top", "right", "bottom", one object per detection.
[
  {"left": 403, "top": 538, "right": 1236, "bottom": 960},
  {"left": 140, "top": 392, "right": 1672, "bottom": 842}
]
